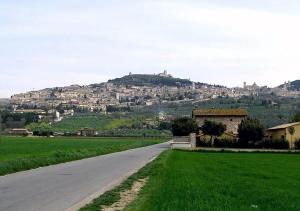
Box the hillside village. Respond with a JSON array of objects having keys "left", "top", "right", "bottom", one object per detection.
[{"left": 10, "top": 71, "right": 300, "bottom": 116}]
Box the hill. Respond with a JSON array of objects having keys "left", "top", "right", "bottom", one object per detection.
[
  {"left": 279, "top": 80, "right": 300, "bottom": 91},
  {"left": 108, "top": 74, "right": 193, "bottom": 87},
  {"left": 289, "top": 80, "right": 300, "bottom": 90}
]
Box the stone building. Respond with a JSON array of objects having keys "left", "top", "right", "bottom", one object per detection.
[{"left": 192, "top": 108, "right": 248, "bottom": 135}]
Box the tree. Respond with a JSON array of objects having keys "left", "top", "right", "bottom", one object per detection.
[
  {"left": 201, "top": 120, "right": 226, "bottom": 146},
  {"left": 27, "top": 121, "right": 53, "bottom": 136},
  {"left": 291, "top": 112, "right": 300, "bottom": 122},
  {"left": 238, "top": 118, "right": 264, "bottom": 147},
  {"left": 158, "top": 121, "right": 172, "bottom": 130},
  {"left": 171, "top": 117, "right": 198, "bottom": 136}
]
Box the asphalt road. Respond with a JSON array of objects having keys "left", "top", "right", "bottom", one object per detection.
[{"left": 0, "top": 142, "right": 169, "bottom": 211}]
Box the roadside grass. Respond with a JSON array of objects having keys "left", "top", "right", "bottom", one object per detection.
[
  {"left": 82, "top": 150, "right": 300, "bottom": 211},
  {"left": 80, "top": 150, "right": 169, "bottom": 211},
  {"left": 0, "top": 136, "right": 167, "bottom": 176}
]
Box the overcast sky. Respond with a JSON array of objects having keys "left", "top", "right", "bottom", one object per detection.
[{"left": 1, "top": 0, "right": 300, "bottom": 97}]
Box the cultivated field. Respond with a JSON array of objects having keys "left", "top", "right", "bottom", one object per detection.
[
  {"left": 0, "top": 136, "right": 167, "bottom": 176},
  {"left": 42, "top": 113, "right": 171, "bottom": 137},
  {"left": 130, "top": 151, "right": 300, "bottom": 210},
  {"left": 83, "top": 150, "right": 300, "bottom": 210}
]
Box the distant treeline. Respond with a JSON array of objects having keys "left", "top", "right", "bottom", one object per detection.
[
  {"left": 0, "top": 112, "right": 39, "bottom": 129},
  {"left": 108, "top": 74, "right": 193, "bottom": 87}
]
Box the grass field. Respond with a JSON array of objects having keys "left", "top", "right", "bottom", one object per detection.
[
  {"left": 51, "top": 114, "right": 130, "bottom": 132},
  {"left": 0, "top": 136, "right": 167, "bottom": 176},
  {"left": 82, "top": 150, "right": 300, "bottom": 211},
  {"left": 42, "top": 113, "right": 172, "bottom": 137}
]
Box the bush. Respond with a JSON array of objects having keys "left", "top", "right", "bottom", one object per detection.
[
  {"left": 295, "top": 139, "right": 300, "bottom": 149},
  {"left": 171, "top": 117, "right": 198, "bottom": 136},
  {"left": 238, "top": 118, "right": 264, "bottom": 147},
  {"left": 33, "top": 130, "right": 54, "bottom": 137},
  {"left": 197, "top": 138, "right": 211, "bottom": 147},
  {"left": 214, "top": 138, "right": 237, "bottom": 148},
  {"left": 256, "top": 139, "right": 289, "bottom": 149}
]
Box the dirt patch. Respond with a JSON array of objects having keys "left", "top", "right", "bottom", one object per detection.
[{"left": 102, "top": 177, "right": 148, "bottom": 211}]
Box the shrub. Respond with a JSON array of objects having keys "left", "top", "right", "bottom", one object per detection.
[
  {"left": 33, "top": 130, "right": 54, "bottom": 137},
  {"left": 295, "top": 139, "right": 300, "bottom": 149},
  {"left": 257, "top": 139, "right": 289, "bottom": 149},
  {"left": 197, "top": 138, "right": 211, "bottom": 147},
  {"left": 214, "top": 138, "right": 237, "bottom": 148},
  {"left": 171, "top": 117, "right": 198, "bottom": 136},
  {"left": 238, "top": 118, "right": 264, "bottom": 147}
]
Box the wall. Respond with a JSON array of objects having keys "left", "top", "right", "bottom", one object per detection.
[
  {"left": 172, "top": 136, "right": 190, "bottom": 143},
  {"left": 267, "top": 129, "right": 286, "bottom": 141},
  {"left": 285, "top": 124, "right": 300, "bottom": 148},
  {"left": 171, "top": 133, "right": 196, "bottom": 149},
  {"left": 195, "top": 116, "right": 245, "bottom": 134}
]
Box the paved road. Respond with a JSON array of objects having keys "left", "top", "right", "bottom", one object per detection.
[{"left": 0, "top": 142, "right": 169, "bottom": 211}]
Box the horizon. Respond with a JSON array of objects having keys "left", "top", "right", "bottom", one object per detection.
[
  {"left": 1, "top": 0, "right": 300, "bottom": 97},
  {"left": 4, "top": 71, "right": 298, "bottom": 98}
]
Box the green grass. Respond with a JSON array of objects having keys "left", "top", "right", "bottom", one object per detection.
[
  {"left": 82, "top": 150, "right": 300, "bottom": 211},
  {"left": 50, "top": 113, "right": 138, "bottom": 132},
  {"left": 51, "top": 114, "right": 114, "bottom": 132},
  {"left": 0, "top": 136, "right": 167, "bottom": 176}
]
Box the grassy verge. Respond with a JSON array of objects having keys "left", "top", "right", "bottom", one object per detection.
[
  {"left": 0, "top": 136, "right": 167, "bottom": 176},
  {"left": 82, "top": 150, "right": 300, "bottom": 211},
  {"left": 80, "top": 150, "right": 169, "bottom": 211}
]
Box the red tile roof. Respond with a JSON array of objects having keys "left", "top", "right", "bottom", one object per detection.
[{"left": 192, "top": 108, "right": 248, "bottom": 117}]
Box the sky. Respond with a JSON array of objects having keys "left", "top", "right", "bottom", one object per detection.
[{"left": 1, "top": 0, "right": 300, "bottom": 97}]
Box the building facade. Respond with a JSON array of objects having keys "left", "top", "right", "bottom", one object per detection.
[
  {"left": 266, "top": 122, "right": 300, "bottom": 148},
  {"left": 192, "top": 108, "right": 248, "bottom": 135}
]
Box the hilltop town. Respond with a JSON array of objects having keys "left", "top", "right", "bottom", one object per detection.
[{"left": 10, "top": 71, "right": 299, "bottom": 115}]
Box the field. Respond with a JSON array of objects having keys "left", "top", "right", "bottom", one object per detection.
[
  {"left": 83, "top": 150, "right": 300, "bottom": 211},
  {"left": 0, "top": 136, "right": 167, "bottom": 176},
  {"left": 41, "top": 113, "right": 171, "bottom": 137},
  {"left": 51, "top": 113, "right": 134, "bottom": 132}
]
